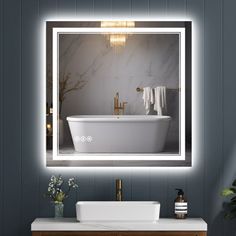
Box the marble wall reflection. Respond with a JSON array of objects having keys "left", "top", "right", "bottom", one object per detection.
[{"left": 59, "top": 34, "right": 179, "bottom": 150}]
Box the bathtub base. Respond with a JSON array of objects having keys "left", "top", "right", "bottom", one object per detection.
[{"left": 67, "top": 115, "right": 171, "bottom": 154}]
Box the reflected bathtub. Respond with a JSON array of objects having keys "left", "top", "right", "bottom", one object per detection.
[{"left": 67, "top": 115, "right": 171, "bottom": 153}]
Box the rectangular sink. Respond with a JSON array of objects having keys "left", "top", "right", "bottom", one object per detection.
[{"left": 76, "top": 201, "right": 160, "bottom": 222}]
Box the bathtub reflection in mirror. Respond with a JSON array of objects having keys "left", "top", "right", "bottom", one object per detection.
[{"left": 46, "top": 21, "right": 192, "bottom": 167}]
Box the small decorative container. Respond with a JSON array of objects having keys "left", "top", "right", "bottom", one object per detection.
[{"left": 54, "top": 202, "right": 64, "bottom": 218}]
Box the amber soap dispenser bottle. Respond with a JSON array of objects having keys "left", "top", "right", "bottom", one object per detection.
[{"left": 174, "top": 188, "right": 187, "bottom": 219}]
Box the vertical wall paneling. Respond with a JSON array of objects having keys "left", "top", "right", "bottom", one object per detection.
[
  {"left": 58, "top": 0, "right": 76, "bottom": 16},
  {"left": 76, "top": 0, "right": 94, "bottom": 17},
  {"left": 1, "top": 0, "right": 236, "bottom": 236},
  {"left": 204, "top": 0, "right": 224, "bottom": 235},
  {"left": 222, "top": 0, "right": 236, "bottom": 187},
  {"left": 165, "top": 0, "right": 188, "bottom": 218},
  {"left": 21, "top": 0, "right": 40, "bottom": 234},
  {"left": 130, "top": 169, "right": 150, "bottom": 201},
  {"left": 149, "top": 0, "right": 167, "bottom": 18},
  {"left": 167, "top": 0, "right": 186, "bottom": 17},
  {"left": 3, "top": 0, "right": 22, "bottom": 235},
  {"left": 222, "top": 0, "right": 236, "bottom": 234},
  {"left": 38, "top": 0, "right": 58, "bottom": 19},
  {"left": 131, "top": 0, "right": 149, "bottom": 17},
  {"left": 149, "top": 171, "right": 168, "bottom": 217},
  {"left": 185, "top": 0, "right": 205, "bottom": 218},
  {"left": 94, "top": 0, "right": 112, "bottom": 17},
  {"left": 93, "top": 172, "right": 113, "bottom": 201},
  {"left": 38, "top": 0, "right": 58, "bottom": 219},
  {"left": 77, "top": 174, "right": 96, "bottom": 201},
  {"left": 0, "top": 0, "right": 3, "bottom": 233},
  {"left": 112, "top": 0, "right": 131, "bottom": 17}
]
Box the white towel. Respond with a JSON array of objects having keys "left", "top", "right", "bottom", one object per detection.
[
  {"left": 142, "top": 87, "right": 154, "bottom": 114},
  {"left": 154, "top": 86, "right": 167, "bottom": 115}
]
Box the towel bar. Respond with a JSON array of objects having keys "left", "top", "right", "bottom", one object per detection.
[{"left": 136, "top": 87, "right": 180, "bottom": 92}]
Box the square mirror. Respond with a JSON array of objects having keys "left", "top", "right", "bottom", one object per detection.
[{"left": 45, "top": 21, "right": 192, "bottom": 167}]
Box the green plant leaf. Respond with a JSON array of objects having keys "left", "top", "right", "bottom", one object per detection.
[
  {"left": 230, "top": 187, "right": 236, "bottom": 193},
  {"left": 225, "top": 208, "right": 236, "bottom": 219},
  {"left": 232, "top": 179, "right": 236, "bottom": 187},
  {"left": 231, "top": 196, "right": 236, "bottom": 201},
  {"left": 222, "top": 188, "right": 236, "bottom": 196},
  {"left": 55, "top": 192, "right": 65, "bottom": 202}
]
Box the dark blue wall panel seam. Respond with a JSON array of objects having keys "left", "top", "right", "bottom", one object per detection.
[
  {"left": 166, "top": 0, "right": 169, "bottom": 14},
  {"left": 217, "top": 0, "right": 224, "bottom": 231},
  {"left": 20, "top": 0, "right": 23, "bottom": 235},
  {"left": 186, "top": 0, "right": 187, "bottom": 17},
  {"left": 93, "top": 0, "right": 95, "bottom": 14},
  {"left": 0, "top": 0, "right": 4, "bottom": 234},
  {"left": 37, "top": 0, "right": 40, "bottom": 16},
  {"left": 220, "top": 0, "right": 225, "bottom": 235},
  {"left": 37, "top": 0, "right": 40, "bottom": 219},
  {"left": 219, "top": 0, "right": 224, "bottom": 219},
  {"left": 130, "top": 0, "right": 132, "bottom": 15},
  {"left": 203, "top": 1, "right": 224, "bottom": 234},
  {"left": 56, "top": 0, "right": 58, "bottom": 16},
  {"left": 130, "top": 0, "right": 133, "bottom": 17},
  {"left": 2, "top": 1, "right": 5, "bottom": 234},
  {"left": 202, "top": 0, "right": 206, "bottom": 221},
  {"left": 185, "top": 0, "right": 187, "bottom": 16}
]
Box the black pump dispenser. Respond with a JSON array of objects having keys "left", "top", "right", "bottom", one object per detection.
[
  {"left": 176, "top": 188, "right": 184, "bottom": 196},
  {"left": 174, "top": 188, "right": 187, "bottom": 219}
]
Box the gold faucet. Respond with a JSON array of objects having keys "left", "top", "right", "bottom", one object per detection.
[
  {"left": 116, "top": 179, "right": 122, "bottom": 201},
  {"left": 113, "top": 92, "right": 127, "bottom": 115}
]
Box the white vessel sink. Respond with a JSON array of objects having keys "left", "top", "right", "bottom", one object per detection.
[{"left": 76, "top": 201, "right": 160, "bottom": 222}]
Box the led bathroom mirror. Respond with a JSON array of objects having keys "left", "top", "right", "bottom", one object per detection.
[{"left": 46, "top": 21, "right": 192, "bottom": 167}]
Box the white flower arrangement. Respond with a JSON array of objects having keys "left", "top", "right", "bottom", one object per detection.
[{"left": 44, "top": 175, "right": 78, "bottom": 204}]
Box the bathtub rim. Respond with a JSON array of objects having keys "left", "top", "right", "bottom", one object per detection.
[{"left": 66, "top": 115, "right": 171, "bottom": 122}]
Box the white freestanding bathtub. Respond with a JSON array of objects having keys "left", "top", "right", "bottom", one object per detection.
[{"left": 67, "top": 115, "right": 171, "bottom": 153}]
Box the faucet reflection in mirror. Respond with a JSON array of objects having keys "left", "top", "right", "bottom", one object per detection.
[{"left": 113, "top": 92, "right": 128, "bottom": 115}]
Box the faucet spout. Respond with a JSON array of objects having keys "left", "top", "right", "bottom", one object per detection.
[
  {"left": 113, "top": 92, "right": 127, "bottom": 115},
  {"left": 116, "top": 179, "right": 122, "bottom": 201}
]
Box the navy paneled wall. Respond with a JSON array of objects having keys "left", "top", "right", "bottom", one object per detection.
[{"left": 0, "top": 0, "right": 236, "bottom": 236}]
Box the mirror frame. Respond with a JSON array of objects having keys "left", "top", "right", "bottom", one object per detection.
[{"left": 45, "top": 21, "right": 192, "bottom": 167}]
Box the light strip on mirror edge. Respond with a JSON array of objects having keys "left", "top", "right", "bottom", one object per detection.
[{"left": 39, "top": 17, "right": 198, "bottom": 170}]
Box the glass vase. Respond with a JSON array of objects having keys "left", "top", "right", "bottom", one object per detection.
[{"left": 54, "top": 202, "right": 64, "bottom": 218}]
